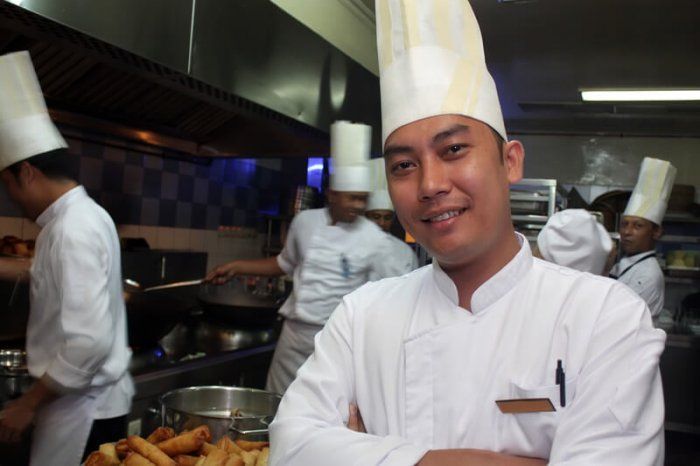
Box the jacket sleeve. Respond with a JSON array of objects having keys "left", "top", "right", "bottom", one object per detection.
[
  {"left": 276, "top": 213, "right": 302, "bottom": 275},
  {"left": 549, "top": 285, "right": 665, "bottom": 465},
  {"left": 269, "top": 298, "right": 428, "bottom": 466},
  {"left": 44, "top": 229, "right": 115, "bottom": 392}
]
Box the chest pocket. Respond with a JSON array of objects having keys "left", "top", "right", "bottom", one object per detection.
[{"left": 499, "top": 377, "right": 578, "bottom": 458}]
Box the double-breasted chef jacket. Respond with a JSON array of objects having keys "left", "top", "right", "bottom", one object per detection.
[
  {"left": 270, "top": 233, "right": 665, "bottom": 465},
  {"left": 266, "top": 207, "right": 407, "bottom": 394},
  {"left": 610, "top": 250, "right": 665, "bottom": 319},
  {"left": 28, "top": 186, "right": 133, "bottom": 465}
]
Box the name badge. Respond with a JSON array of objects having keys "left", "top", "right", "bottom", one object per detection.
[{"left": 495, "top": 398, "right": 555, "bottom": 414}]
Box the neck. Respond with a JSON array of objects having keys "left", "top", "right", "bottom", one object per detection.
[
  {"left": 439, "top": 229, "right": 521, "bottom": 310},
  {"left": 30, "top": 180, "right": 79, "bottom": 220}
]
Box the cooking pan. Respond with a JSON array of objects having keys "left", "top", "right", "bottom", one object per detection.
[
  {"left": 124, "top": 280, "right": 199, "bottom": 348},
  {"left": 198, "top": 279, "right": 282, "bottom": 328}
]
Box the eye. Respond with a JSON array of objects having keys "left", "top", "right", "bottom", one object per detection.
[{"left": 390, "top": 160, "right": 415, "bottom": 175}]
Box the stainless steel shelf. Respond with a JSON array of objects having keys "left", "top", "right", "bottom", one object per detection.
[
  {"left": 512, "top": 214, "right": 549, "bottom": 223},
  {"left": 660, "top": 235, "right": 700, "bottom": 244},
  {"left": 665, "top": 276, "right": 700, "bottom": 284}
]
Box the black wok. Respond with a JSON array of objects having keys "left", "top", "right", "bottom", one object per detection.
[
  {"left": 198, "top": 282, "right": 282, "bottom": 328},
  {"left": 124, "top": 283, "right": 198, "bottom": 348}
]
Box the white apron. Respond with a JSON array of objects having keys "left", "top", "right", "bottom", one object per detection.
[
  {"left": 266, "top": 319, "right": 323, "bottom": 395},
  {"left": 30, "top": 392, "right": 97, "bottom": 466}
]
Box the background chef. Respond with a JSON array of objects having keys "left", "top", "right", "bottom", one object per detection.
[
  {"left": 366, "top": 157, "right": 418, "bottom": 279},
  {"left": 536, "top": 208, "right": 613, "bottom": 275},
  {"left": 0, "top": 51, "right": 133, "bottom": 465},
  {"left": 609, "top": 157, "right": 676, "bottom": 320},
  {"left": 269, "top": 0, "right": 666, "bottom": 464},
  {"left": 206, "top": 121, "right": 402, "bottom": 395}
]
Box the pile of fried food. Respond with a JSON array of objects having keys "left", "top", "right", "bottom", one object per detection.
[
  {"left": 84, "top": 425, "right": 269, "bottom": 466},
  {"left": 0, "top": 236, "right": 34, "bottom": 258}
]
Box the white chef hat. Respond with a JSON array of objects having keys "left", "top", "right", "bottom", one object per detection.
[
  {"left": 375, "top": 0, "right": 506, "bottom": 146},
  {"left": 330, "top": 121, "right": 372, "bottom": 192},
  {"left": 367, "top": 157, "right": 394, "bottom": 211},
  {"left": 0, "top": 51, "right": 67, "bottom": 172},
  {"left": 623, "top": 157, "right": 677, "bottom": 225},
  {"left": 537, "top": 209, "right": 613, "bottom": 275}
]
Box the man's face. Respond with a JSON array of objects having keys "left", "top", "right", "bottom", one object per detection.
[
  {"left": 327, "top": 190, "right": 369, "bottom": 224},
  {"left": 619, "top": 215, "right": 660, "bottom": 255},
  {"left": 366, "top": 209, "right": 394, "bottom": 232},
  {"left": 384, "top": 115, "right": 524, "bottom": 267}
]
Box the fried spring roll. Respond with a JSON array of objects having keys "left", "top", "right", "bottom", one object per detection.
[
  {"left": 116, "top": 438, "right": 131, "bottom": 458},
  {"left": 98, "top": 443, "right": 120, "bottom": 464},
  {"left": 239, "top": 450, "right": 257, "bottom": 466},
  {"left": 234, "top": 440, "right": 269, "bottom": 452},
  {"left": 215, "top": 436, "right": 242, "bottom": 455},
  {"left": 255, "top": 448, "right": 269, "bottom": 466},
  {"left": 201, "top": 448, "right": 228, "bottom": 466},
  {"left": 224, "top": 455, "right": 244, "bottom": 466},
  {"left": 157, "top": 428, "right": 209, "bottom": 456},
  {"left": 200, "top": 442, "right": 218, "bottom": 456},
  {"left": 127, "top": 435, "right": 177, "bottom": 466},
  {"left": 147, "top": 427, "right": 176, "bottom": 444},
  {"left": 124, "top": 452, "right": 157, "bottom": 466},
  {"left": 174, "top": 455, "right": 203, "bottom": 466}
]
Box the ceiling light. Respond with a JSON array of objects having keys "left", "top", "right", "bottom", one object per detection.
[{"left": 580, "top": 89, "right": 700, "bottom": 102}]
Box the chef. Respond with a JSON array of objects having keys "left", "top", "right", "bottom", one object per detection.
[
  {"left": 609, "top": 157, "right": 676, "bottom": 319},
  {"left": 269, "top": 1, "right": 665, "bottom": 465},
  {"left": 206, "top": 121, "right": 400, "bottom": 395},
  {"left": 366, "top": 157, "right": 418, "bottom": 279},
  {"left": 536, "top": 209, "right": 613, "bottom": 274},
  {"left": 0, "top": 51, "right": 133, "bottom": 465}
]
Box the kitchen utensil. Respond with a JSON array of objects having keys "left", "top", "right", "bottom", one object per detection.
[
  {"left": 159, "top": 386, "right": 281, "bottom": 441},
  {"left": 198, "top": 279, "right": 282, "bottom": 327},
  {"left": 124, "top": 279, "right": 204, "bottom": 293}
]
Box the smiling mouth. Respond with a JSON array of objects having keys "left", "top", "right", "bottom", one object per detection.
[{"left": 422, "top": 208, "right": 467, "bottom": 223}]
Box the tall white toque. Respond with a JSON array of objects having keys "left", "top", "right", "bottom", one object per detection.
[
  {"left": 367, "top": 157, "right": 393, "bottom": 211},
  {"left": 537, "top": 209, "right": 613, "bottom": 275},
  {"left": 375, "top": 0, "right": 507, "bottom": 146},
  {"left": 623, "top": 157, "right": 677, "bottom": 225},
  {"left": 329, "top": 120, "right": 372, "bottom": 192},
  {"left": 0, "top": 51, "right": 67, "bottom": 171}
]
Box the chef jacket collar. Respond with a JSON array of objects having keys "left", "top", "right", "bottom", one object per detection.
[
  {"left": 432, "top": 232, "right": 533, "bottom": 314},
  {"left": 617, "top": 249, "right": 656, "bottom": 268},
  {"left": 35, "top": 185, "right": 86, "bottom": 228}
]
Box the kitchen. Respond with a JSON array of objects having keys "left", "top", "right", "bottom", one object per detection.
[{"left": 1, "top": 0, "right": 699, "bottom": 465}]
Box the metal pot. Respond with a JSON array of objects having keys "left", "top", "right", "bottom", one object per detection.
[
  {"left": 160, "top": 386, "right": 281, "bottom": 441},
  {"left": 198, "top": 279, "right": 282, "bottom": 327},
  {"left": 0, "top": 349, "right": 32, "bottom": 402}
]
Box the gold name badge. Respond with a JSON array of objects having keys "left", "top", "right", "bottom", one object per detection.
[{"left": 495, "top": 398, "right": 556, "bottom": 414}]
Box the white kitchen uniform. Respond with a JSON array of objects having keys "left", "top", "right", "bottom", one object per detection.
[
  {"left": 369, "top": 234, "right": 418, "bottom": 281},
  {"left": 28, "top": 186, "right": 133, "bottom": 466},
  {"left": 267, "top": 207, "right": 401, "bottom": 394},
  {"left": 270, "top": 234, "right": 665, "bottom": 465},
  {"left": 610, "top": 250, "right": 665, "bottom": 319}
]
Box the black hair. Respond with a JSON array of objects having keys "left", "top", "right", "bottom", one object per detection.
[{"left": 7, "top": 148, "right": 77, "bottom": 182}]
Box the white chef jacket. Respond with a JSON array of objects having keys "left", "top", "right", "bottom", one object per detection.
[
  {"left": 276, "top": 207, "right": 404, "bottom": 326},
  {"left": 369, "top": 234, "right": 418, "bottom": 281},
  {"left": 270, "top": 234, "right": 665, "bottom": 466},
  {"left": 28, "top": 186, "right": 133, "bottom": 465},
  {"left": 610, "top": 250, "right": 665, "bottom": 318}
]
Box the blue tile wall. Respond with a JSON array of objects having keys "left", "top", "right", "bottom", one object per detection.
[{"left": 0, "top": 132, "right": 305, "bottom": 229}]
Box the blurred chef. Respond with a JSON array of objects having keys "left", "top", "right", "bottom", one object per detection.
[
  {"left": 269, "top": 1, "right": 665, "bottom": 465},
  {"left": 206, "top": 121, "right": 401, "bottom": 395},
  {"left": 536, "top": 209, "right": 613, "bottom": 275},
  {"left": 366, "top": 157, "right": 418, "bottom": 278},
  {"left": 0, "top": 51, "right": 133, "bottom": 465},
  {"left": 609, "top": 157, "right": 676, "bottom": 319}
]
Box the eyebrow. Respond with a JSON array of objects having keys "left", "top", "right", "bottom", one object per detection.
[{"left": 383, "top": 124, "right": 472, "bottom": 157}]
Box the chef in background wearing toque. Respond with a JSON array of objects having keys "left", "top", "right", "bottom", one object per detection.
[
  {"left": 366, "top": 157, "right": 418, "bottom": 279},
  {"left": 609, "top": 157, "right": 676, "bottom": 320},
  {"left": 536, "top": 209, "right": 613, "bottom": 275},
  {"left": 0, "top": 51, "right": 133, "bottom": 466},
  {"left": 206, "top": 121, "right": 402, "bottom": 395},
  {"left": 269, "top": 1, "right": 665, "bottom": 465}
]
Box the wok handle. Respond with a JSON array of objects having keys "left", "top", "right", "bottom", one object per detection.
[{"left": 228, "top": 416, "right": 273, "bottom": 436}]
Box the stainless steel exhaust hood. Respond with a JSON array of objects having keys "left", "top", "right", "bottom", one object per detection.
[{"left": 0, "top": 0, "right": 382, "bottom": 157}]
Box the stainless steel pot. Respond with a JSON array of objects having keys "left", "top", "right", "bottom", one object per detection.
[
  {"left": 0, "top": 349, "right": 32, "bottom": 402},
  {"left": 159, "top": 386, "right": 281, "bottom": 441}
]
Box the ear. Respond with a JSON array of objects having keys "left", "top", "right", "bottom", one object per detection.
[
  {"left": 652, "top": 224, "right": 663, "bottom": 240},
  {"left": 326, "top": 189, "right": 337, "bottom": 205},
  {"left": 503, "top": 139, "right": 525, "bottom": 184},
  {"left": 17, "top": 161, "right": 36, "bottom": 187}
]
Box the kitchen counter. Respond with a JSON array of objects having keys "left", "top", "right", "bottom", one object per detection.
[{"left": 660, "top": 328, "right": 700, "bottom": 435}]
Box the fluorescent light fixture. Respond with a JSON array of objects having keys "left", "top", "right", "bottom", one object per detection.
[{"left": 581, "top": 89, "right": 700, "bottom": 102}]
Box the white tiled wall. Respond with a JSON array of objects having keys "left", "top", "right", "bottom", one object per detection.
[{"left": 4, "top": 216, "right": 267, "bottom": 273}]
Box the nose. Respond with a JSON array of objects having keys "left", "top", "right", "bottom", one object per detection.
[{"left": 418, "top": 157, "right": 451, "bottom": 202}]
